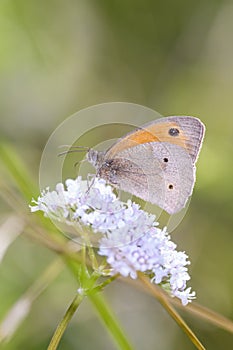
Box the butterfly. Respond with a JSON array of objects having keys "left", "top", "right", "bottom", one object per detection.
[{"left": 85, "top": 116, "right": 205, "bottom": 214}]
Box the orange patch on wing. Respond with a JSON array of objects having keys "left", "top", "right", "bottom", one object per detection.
[
  {"left": 106, "top": 121, "right": 190, "bottom": 158},
  {"left": 126, "top": 129, "right": 160, "bottom": 144}
]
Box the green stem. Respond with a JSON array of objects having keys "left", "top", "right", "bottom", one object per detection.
[
  {"left": 89, "top": 292, "right": 134, "bottom": 350},
  {"left": 139, "top": 273, "right": 206, "bottom": 350},
  {"left": 48, "top": 293, "right": 84, "bottom": 350},
  {"left": 91, "top": 275, "right": 118, "bottom": 293}
]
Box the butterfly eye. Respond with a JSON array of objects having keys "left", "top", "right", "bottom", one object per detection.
[
  {"left": 106, "top": 160, "right": 113, "bottom": 167},
  {"left": 163, "top": 157, "right": 168, "bottom": 162},
  {"left": 168, "top": 128, "right": 179, "bottom": 136},
  {"left": 168, "top": 184, "right": 174, "bottom": 190}
]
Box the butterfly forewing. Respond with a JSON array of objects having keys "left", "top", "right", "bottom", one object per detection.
[{"left": 105, "top": 116, "right": 205, "bottom": 165}]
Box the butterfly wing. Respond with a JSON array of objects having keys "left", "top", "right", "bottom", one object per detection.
[
  {"left": 105, "top": 116, "right": 205, "bottom": 165},
  {"left": 99, "top": 142, "right": 195, "bottom": 214}
]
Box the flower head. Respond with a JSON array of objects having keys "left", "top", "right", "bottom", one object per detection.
[{"left": 30, "top": 176, "right": 195, "bottom": 305}]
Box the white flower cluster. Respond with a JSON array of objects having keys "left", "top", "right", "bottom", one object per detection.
[{"left": 30, "top": 176, "right": 195, "bottom": 305}]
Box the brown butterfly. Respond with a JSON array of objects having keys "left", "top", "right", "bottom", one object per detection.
[{"left": 86, "top": 116, "right": 205, "bottom": 214}]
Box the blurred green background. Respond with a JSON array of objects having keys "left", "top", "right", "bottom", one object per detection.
[{"left": 0, "top": 0, "right": 233, "bottom": 349}]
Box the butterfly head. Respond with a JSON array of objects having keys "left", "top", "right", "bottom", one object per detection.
[{"left": 86, "top": 149, "right": 105, "bottom": 169}]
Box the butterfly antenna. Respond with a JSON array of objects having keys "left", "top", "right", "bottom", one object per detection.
[
  {"left": 74, "top": 158, "right": 87, "bottom": 168},
  {"left": 58, "top": 145, "right": 90, "bottom": 157},
  {"left": 58, "top": 145, "right": 90, "bottom": 150}
]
